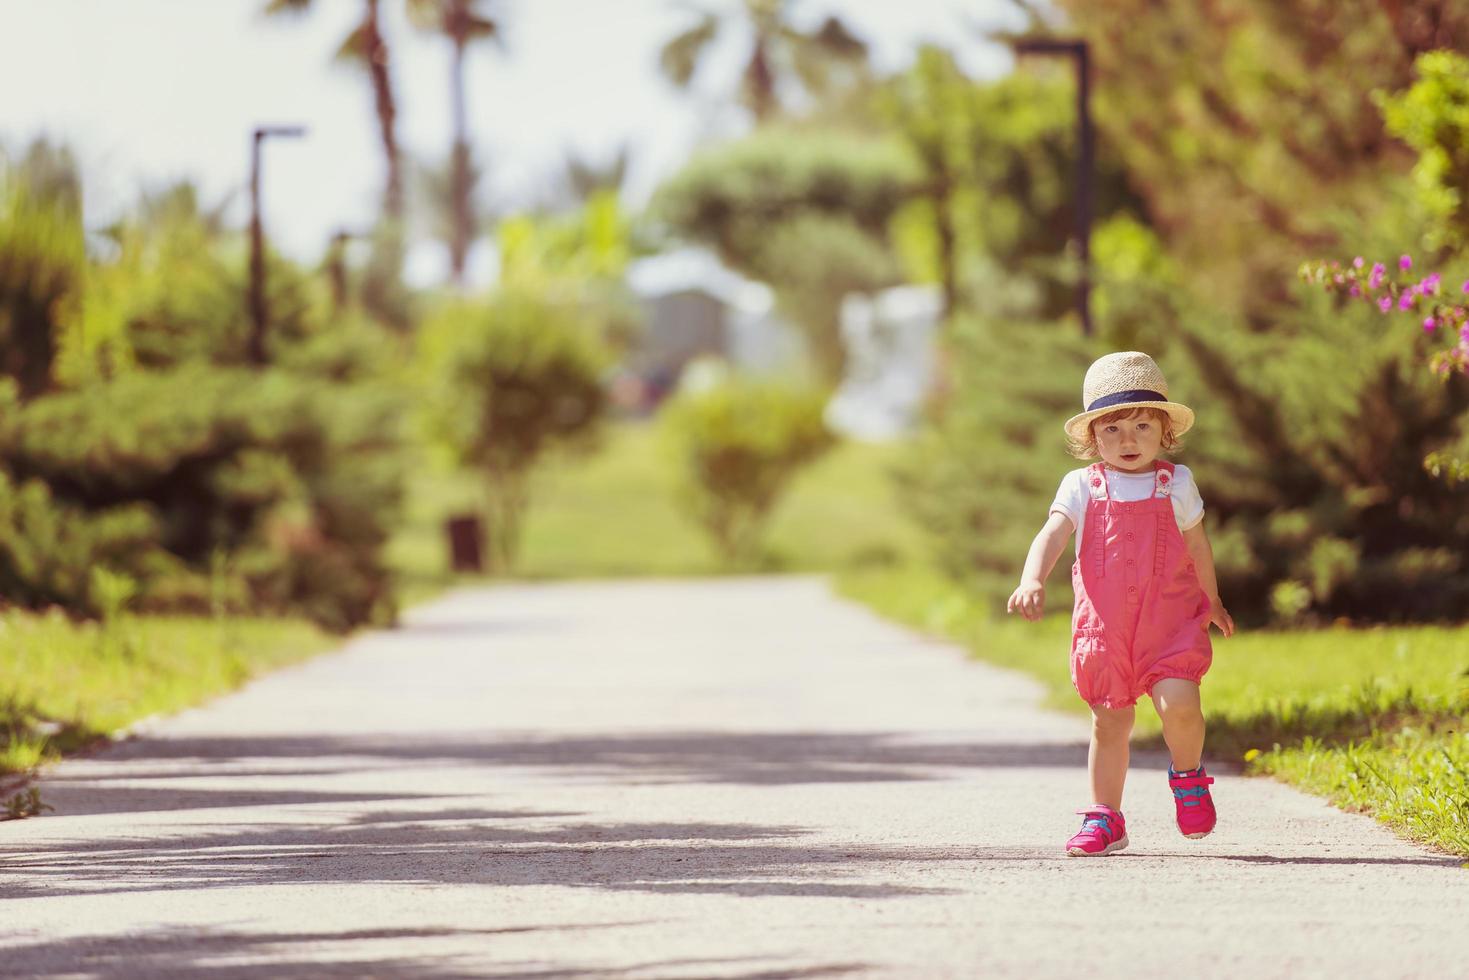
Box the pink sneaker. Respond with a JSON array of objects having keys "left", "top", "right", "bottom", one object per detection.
[
  {"left": 1169, "top": 766, "right": 1217, "bottom": 838},
  {"left": 1065, "top": 804, "right": 1128, "bottom": 857}
]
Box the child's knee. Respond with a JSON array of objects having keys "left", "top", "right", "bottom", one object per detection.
[{"left": 1090, "top": 705, "right": 1135, "bottom": 738}]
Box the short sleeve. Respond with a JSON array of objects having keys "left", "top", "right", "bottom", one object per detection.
[
  {"left": 1049, "top": 470, "right": 1085, "bottom": 528},
  {"left": 1174, "top": 465, "right": 1205, "bottom": 530}
]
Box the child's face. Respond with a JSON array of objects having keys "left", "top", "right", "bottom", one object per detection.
[{"left": 1093, "top": 412, "right": 1163, "bottom": 472}]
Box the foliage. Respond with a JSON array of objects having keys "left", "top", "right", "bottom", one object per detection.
[
  {"left": 897, "top": 313, "right": 1095, "bottom": 606},
  {"left": 0, "top": 365, "right": 405, "bottom": 631},
  {"left": 658, "top": 0, "right": 870, "bottom": 122},
  {"left": 416, "top": 289, "right": 610, "bottom": 572},
  {"left": 1045, "top": 0, "right": 1469, "bottom": 316},
  {"left": 881, "top": 48, "right": 1142, "bottom": 322},
  {"left": 1377, "top": 49, "right": 1469, "bottom": 252},
  {"left": 650, "top": 128, "right": 917, "bottom": 381},
  {"left": 0, "top": 153, "right": 86, "bottom": 399},
  {"left": 660, "top": 375, "right": 835, "bottom": 566}
]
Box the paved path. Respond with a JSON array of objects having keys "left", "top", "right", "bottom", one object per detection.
[{"left": 2, "top": 578, "right": 1466, "bottom": 978}]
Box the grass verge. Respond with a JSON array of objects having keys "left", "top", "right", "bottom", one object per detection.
[
  {"left": 1, "top": 610, "right": 332, "bottom": 780},
  {"left": 840, "top": 564, "right": 1469, "bottom": 858}
]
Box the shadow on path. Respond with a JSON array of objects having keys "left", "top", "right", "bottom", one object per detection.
[
  {"left": 0, "top": 923, "right": 866, "bottom": 979},
  {"left": 76, "top": 729, "right": 1092, "bottom": 788}
]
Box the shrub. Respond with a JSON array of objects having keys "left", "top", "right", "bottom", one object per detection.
[
  {"left": 0, "top": 366, "right": 405, "bottom": 631},
  {"left": 898, "top": 315, "right": 1094, "bottom": 606},
  {"left": 661, "top": 374, "right": 835, "bottom": 567},
  {"left": 417, "top": 289, "right": 610, "bottom": 572}
]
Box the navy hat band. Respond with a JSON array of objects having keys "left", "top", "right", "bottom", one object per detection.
[{"left": 1086, "top": 389, "right": 1166, "bottom": 413}]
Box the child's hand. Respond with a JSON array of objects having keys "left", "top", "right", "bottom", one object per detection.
[
  {"left": 1208, "top": 600, "right": 1235, "bottom": 637},
  {"left": 1007, "top": 581, "right": 1046, "bottom": 621}
]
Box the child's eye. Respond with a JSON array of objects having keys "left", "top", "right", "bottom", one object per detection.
[
  {"left": 1136, "top": 423, "right": 1151, "bottom": 430},
  {"left": 1103, "top": 425, "right": 1118, "bottom": 433}
]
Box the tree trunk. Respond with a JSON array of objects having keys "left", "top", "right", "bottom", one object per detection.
[
  {"left": 362, "top": 0, "right": 403, "bottom": 223},
  {"left": 449, "top": 16, "right": 471, "bottom": 287}
]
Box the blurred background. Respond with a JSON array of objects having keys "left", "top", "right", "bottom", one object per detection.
[
  {"left": 4, "top": 0, "right": 1469, "bottom": 621},
  {"left": 3, "top": 1, "right": 1469, "bottom": 835}
]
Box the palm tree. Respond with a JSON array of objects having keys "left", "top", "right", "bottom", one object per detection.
[
  {"left": 658, "top": 0, "right": 868, "bottom": 122},
  {"left": 407, "top": 0, "right": 503, "bottom": 286},
  {"left": 559, "top": 145, "right": 631, "bottom": 207},
  {"left": 265, "top": 0, "right": 404, "bottom": 224}
]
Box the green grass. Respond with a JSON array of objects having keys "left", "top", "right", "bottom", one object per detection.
[
  {"left": 840, "top": 565, "right": 1469, "bottom": 857},
  {"left": 0, "top": 610, "right": 331, "bottom": 777},
  {"left": 387, "top": 420, "right": 928, "bottom": 583}
]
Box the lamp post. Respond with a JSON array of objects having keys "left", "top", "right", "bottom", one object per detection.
[
  {"left": 248, "top": 124, "right": 307, "bottom": 365},
  {"left": 1012, "top": 38, "right": 1092, "bottom": 336},
  {"left": 325, "top": 228, "right": 367, "bottom": 314}
]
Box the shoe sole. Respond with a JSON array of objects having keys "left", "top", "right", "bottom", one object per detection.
[
  {"left": 1066, "top": 833, "right": 1129, "bottom": 857},
  {"left": 1182, "top": 830, "right": 1213, "bottom": 839}
]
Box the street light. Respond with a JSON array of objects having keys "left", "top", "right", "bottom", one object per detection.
[
  {"left": 1012, "top": 38, "right": 1092, "bottom": 336},
  {"left": 325, "top": 227, "right": 368, "bottom": 313},
  {"left": 248, "top": 124, "right": 308, "bottom": 365}
]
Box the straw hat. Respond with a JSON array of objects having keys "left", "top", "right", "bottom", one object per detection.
[{"left": 1064, "top": 351, "right": 1194, "bottom": 442}]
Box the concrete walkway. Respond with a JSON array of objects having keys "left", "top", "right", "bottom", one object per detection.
[{"left": 2, "top": 578, "right": 1466, "bottom": 979}]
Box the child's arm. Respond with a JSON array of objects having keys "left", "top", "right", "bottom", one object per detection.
[
  {"left": 1182, "top": 522, "right": 1236, "bottom": 636},
  {"left": 1007, "top": 511, "right": 1075, "bottom": 622}
]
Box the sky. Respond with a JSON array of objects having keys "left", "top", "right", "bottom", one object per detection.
[{"left": 0, "top": 0, "right": 1023, "bottom": 285}]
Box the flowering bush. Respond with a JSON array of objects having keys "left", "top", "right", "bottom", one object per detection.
[
  {"left": 1301, "top": 254, "right": 1469, "bottom": 486},
  {"left": 1300, "top": 254, "right": 1469, "bottom": 378}
]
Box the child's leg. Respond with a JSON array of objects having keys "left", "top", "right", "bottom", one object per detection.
[
  {"left": 1151, "top": 678, "right": 1205, "bottom": 771},
  {"left": 1089, "top": 703, "right": 1135, "bottom": 808}
]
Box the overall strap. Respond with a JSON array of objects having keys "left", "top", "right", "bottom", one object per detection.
[
  {"left": 1085, "top": 464, "right": 1109, "bottom": 579},
  {"left": 1153, "top": 460, "right": 1176, "bottom": 575}
]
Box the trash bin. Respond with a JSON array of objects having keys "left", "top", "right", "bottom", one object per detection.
[{"left": 445, "top": 513, "right": 484, "bottom": 573}]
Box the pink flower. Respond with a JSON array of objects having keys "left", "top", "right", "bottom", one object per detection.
[
  {"left": 1353, "top": 256, "right": 1365, "bottom": 269},
  {"left": 1461, "top": 279, "right": 1469, "bottom": 294},
  {"left": 1399, "top": 292, "right": 1415, "bottom": 310},
  {"left": 1369, "top": 263, "right": 1386, "bottom": 289},
  {"left": 1461, "top": 323, "right": 1469, "bottom": 345},
  {"left": 1334, "top": 274, "right": 1345, "bottom": 284},
  {"left": 1423, "top": 317, "right": 1437, "bottom": 333},
  {"left": 1400, "top": 254, "right": 1413, "bottom": 271},
  {"left": 1349, "top": 284, "right": 1361, "bottom": 298},
  {"left": 1379, "top": 297, "right": 1393, "bottom": 312},
  {"left": 1423, "top": 273, "right": 1442, "bottom": 293}
]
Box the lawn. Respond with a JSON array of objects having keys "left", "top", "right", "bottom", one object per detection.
[
  {"left": 1, "top": 610, "right": 331, "bottom": 779},
  {"left": 387, "top": 419, "right": 929, "bottom": 585}
]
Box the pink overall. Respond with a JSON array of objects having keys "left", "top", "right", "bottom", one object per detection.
[{"left": 1070, "top": 460, "right": 1212, "bottom": 709}]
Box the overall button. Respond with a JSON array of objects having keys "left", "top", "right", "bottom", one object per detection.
[{"left": 1126, "top": 532, "right": 1135, "bottom": 542}]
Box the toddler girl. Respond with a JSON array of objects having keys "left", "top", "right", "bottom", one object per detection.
[{"left": 1007, "top": 351, "right": 1234, "bottom": 857}]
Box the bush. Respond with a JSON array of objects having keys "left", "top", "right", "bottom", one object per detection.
[
  {"left": 899, "top": 315, "right": 1094, "bottom": 606},
  {"left": 0, "top": 366, "right": 405, "bottom": 632},
  {"left": 417, "top": 289, "right": 610, "bottom": 572},
  {"left": 661, "top": 374, "right": 835, "bottom": 566}
]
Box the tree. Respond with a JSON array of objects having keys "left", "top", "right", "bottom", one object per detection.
[
  {"left": 1044, "top": 0, "right": 1469, "bottom": 318},
  {"left": 266, "top": 0, "right": 411, "bottom": 329},
  {"left": 408, "top": 0, "right": 503, "bottom": 286},
  {"left": 650, "top": 127, "right": 917, "bottom": 382},
  {"left": 658, "top": 0, "right": 869, "bottom": 122},
  {"left": 416, "top": 291, "right": 609, "bottom": 572},
  {"left": 0, "top": 141, "right": 86, "bottom": 400},
  {"left": 266, "top": 0, "right": 405, "bottom": 224}
]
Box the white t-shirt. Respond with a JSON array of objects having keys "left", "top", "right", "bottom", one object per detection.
[{"left": 1049, "top": 464, "right": 1205, "bottom": 554}]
